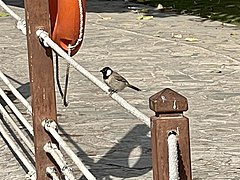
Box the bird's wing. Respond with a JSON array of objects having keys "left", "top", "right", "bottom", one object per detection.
[{"left": 112, "top": 72, "right": 128, "bottom": 83}]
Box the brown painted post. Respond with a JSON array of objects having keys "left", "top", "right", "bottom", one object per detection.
[
  {"left": 24, "top": 0, "right": 58, "bottom": 179},
  {"left": 149, "top": 88, "right": 192, "bottom": 180}
]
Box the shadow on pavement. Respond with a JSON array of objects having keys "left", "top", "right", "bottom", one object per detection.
[
  {"left": 0, "top": 75, "right": 34, "bottom": 174},
  {"left": 3, "top": 0, "right": 240, "bottom": 25},
  {"left": 59, "top": 124, "right": 152, "bottom": 180},
  {"left": 2, "top": 0, "right": 176, "bottom": 18}
]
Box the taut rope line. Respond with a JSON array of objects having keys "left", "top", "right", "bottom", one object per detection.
[{"left": 37, "top": 29, "right": 150, "bottom": 127}]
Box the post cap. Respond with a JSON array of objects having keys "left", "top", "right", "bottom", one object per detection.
[{"left": 149, "top": 88, "right": 188, "bottom": 113}]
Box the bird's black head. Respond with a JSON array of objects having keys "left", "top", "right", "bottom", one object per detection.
[{"left": 100, "top": 67, "right": 113, "bottom": 79}]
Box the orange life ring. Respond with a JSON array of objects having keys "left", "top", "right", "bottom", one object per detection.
[{"left": 49, "top": 0, "right": 86, "bottom": 56}]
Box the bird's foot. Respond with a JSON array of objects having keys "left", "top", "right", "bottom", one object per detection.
[{"left": 108, "top": 88, "right": 117, "bottom": 95}]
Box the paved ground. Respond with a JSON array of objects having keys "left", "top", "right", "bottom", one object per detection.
[{"left": 1, "top": 0, "right": 240, "bottom": 179}]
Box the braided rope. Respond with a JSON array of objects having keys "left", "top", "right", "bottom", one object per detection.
[
  {"left": 42, "top": 119, "right": 96, "bottom": 180},
  {"left": 168, "top": 132, "right": 179, "bottom": 180},
  {"left": 68, "top": 0, "right": 84, "bottom": 50}
]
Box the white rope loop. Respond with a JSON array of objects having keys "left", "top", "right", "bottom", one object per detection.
[
  {"left": 168, "top": 131, "right": 179, "bottom": 180},
  {"left": 68, "top": 0, "right": 84, "bottom": 50},
  {"left": 44, "top": 142, "right": 75, "bottom": 180},
  {"left": 42, "top": 119, "right": 96, "bottom": 180},
  {"left": 46, "top": 167, "right": 60, "bottom": 180},
  {"left": 16, "top": 19, "right": 26, "bottom": 35},
  {"left": 0, "top": 0, "right": 26, "bottom": 35}
]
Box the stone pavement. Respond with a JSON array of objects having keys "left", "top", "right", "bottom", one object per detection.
[{"left": 1, "top": 0, "right": 240, "bottom": 179}]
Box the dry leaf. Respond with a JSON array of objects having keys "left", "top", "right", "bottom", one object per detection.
[
  {"left": 185, "top": 37, "right": 199, "bottom": 42},
  {"left": 0, "top": 12, "right": 9, "bottom": 17},
  {"left": 138, "top": 8, "right": 149, "bottom": 13},
  {"left": 131, "top": 8, "right": 149, "bottom": 13},
  {"left": 172, "top": 33, "right": 183, "bottom": 39},
  {"left": 97, "top": 14, "right": 112, "bottom": 20},
  {"left": 137, "top": 15, "right": 153, "bottom": 20},
  {"left": 156, "top": 4, "right": 164, "bottom": 10},
  {"left": 136, "top": 0, "right": 151, "bottom": 2},
  {"left": 230, "top": 32, "right": 238, "bottom": 36}
]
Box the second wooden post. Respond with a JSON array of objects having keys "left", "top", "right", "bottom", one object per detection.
[{"left": 149, "top": 88, "right": 192, "bottom": 180}]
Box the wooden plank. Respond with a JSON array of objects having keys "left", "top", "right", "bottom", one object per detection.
[{"left": 24, "top": 0, "right": 58, "bottom": 179}]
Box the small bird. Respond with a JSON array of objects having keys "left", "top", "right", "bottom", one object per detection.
[{"left": 100, "top": 67, "right": 141, "bottom": 93}]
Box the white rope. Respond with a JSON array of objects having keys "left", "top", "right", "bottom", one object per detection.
[
  {"left": 0, "top": 0, "right": 26, "bottom": 35},
  {"left": 0, "top": 70, "right": 32, "bottom": 115},
  {"left": 168, "top": 132, "right": 179, "bottom": 180},
  {"left": 36, "top": 29, "right": 150, "bottom": 127},
  {"left": 0, "top": 103, "right": 34, "bottom": 154},
  {"left": 0, "top": 119, "right": 36, "bottom": 180},
  {"left": 44, "top": 142, "right": 75, "bottom": 180},
  {"left": 0, "top": 88, "right": 34, "bottom": 135},
  {"left": 42, "top": 120, "right": 96, "bottom": 180},
  {"left": 46, "top": 167, "right": 60, "bottom": 180},
  {"left": 68, "top": 0, "right": 84, "bottom": 50}
]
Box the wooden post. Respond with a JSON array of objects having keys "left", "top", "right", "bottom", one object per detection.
[
  {"left": 149, "top": 88, "right": 192, "bottom": 180},
  {"left": 24, "top": 0, "right": 58, "bottom": 179}
]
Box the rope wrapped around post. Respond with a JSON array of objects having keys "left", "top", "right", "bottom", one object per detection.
[
  {"left": 149, "top": 88, "right": 192, "bottom": 180},
  {"left": 0, "top": 0, "right": 26, "bottom": 35},
  {"left": 46, "top": 167, "right": 60, "bottom": 180},
  {"left": 44, "top": 142, "right": 75, "bottom": 180},
  {"left": 42, "top": 119, "right": 96, "bottom": 180}
]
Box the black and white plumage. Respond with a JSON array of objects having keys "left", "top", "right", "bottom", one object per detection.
[{"left": 100, "top": 67, "right": 141, "bottom": 93}]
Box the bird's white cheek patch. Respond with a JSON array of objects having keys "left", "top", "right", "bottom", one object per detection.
[{"left": 106, "top": 69, "right": 112, "bottom": 76}]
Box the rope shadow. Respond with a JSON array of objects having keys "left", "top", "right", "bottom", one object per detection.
[
  {"left": 3, "top": 74, "right": 30, "bottom": 101},
  {"left": 2, "top": 0, "right": 24, "bottom": 8},
  {"left": 57, "top": 125, "right": 94, "bottom": 165},
  {"left": 0, "top": 75, "right": 34, "bottom": 171},
  {"left": 0, "top": 113, "right": 35, "bottom": 167},
  {"left": 59, "top": 123, "right": 151, "bottom": 180},
  {"left": 1, "top": 75, "right": 32, "bottom": 140}
]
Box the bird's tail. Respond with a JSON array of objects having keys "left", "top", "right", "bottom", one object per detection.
[{"left": 128, "top": 84, "right": 141, "bottom": 91}]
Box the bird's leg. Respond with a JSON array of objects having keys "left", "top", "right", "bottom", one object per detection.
[{"left": 108, "top": 88, "right": 117, "bottom": 95}]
